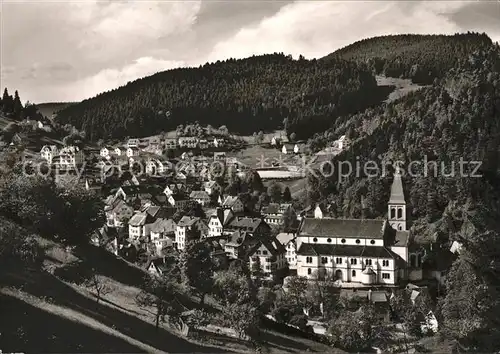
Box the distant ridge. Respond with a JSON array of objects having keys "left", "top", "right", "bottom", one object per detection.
[{"left": 322, "top": 32, "right": 493, "bottom": 84}]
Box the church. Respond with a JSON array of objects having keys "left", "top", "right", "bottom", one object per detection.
[{"left": 295, "top": 170, "right": 423, "bottom": 286}]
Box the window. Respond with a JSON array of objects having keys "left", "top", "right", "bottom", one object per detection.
[
  {"left": 341, "top": 238, "right": 346, "bottom": 243},
  {"left": 307, "top": 268, "right": 312, "bottom": 275},
  {"left": 370, "top": 240, "right": 375, "bottom": 245},
  {"left": 306, "top": 256, "right": 313, "bottom": 264},
  {"left": 356, "top": 239, "right": 361, "bottom": 244},
  {"left": 336, "top": 257, "right": 342, "bottom": 264},
  {"left": 382, "top": 273, "right": 390, "bottom": 279},
  {"left": 365, "top": 259, "right": 372, "bottom": 266},
  {"left": 263, "top": 250, "right": 268, "bottom": 255},
  {"left": 256, "top": 250, "right": 261, "bottom": 255},
  {"left": 382, "top": 260, "right": 389, "bottom": 267},
  {"left": 265, "top": 265, "right": 270, "bottom": 270},
  {"left": 390, "top": 208, "right": 396, "bottom": 219},
  {"left": 321, "top": 257, "right": 328, "bottom": 264},
  {"left": 266, "top": 257, "right": 271, "bottom": 262},
  {"left": 397, "top": 208, "right": 403, "bottom": 219},
  {"left": 313, "top": 237, "right": 318, "bottom": 242},
  {"left": 352, "top": 270, "right": 356, "bottom": 277},
  {"left": 350, "top": 258, "right": 357, "bottom": 265},
  {"left": 327, "top": 238, "right": 332, "bottom": 243}
]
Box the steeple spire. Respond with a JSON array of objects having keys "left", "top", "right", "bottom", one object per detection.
[
  {"left": 389, "top": 167, "right": 405, "bottom": 204},
  {"left": 388, "top": 167, "right": 407, "bottom": 231}
]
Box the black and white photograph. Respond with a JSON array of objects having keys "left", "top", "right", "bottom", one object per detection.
[{"left": 1, "top": 0, "right": 500, "bottom": 352}]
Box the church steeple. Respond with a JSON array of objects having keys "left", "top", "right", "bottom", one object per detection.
[{"left": 388, "top": 167, "right": 407, "bottom": 231}]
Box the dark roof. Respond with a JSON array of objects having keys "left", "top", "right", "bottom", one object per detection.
[
  {"left": 177, "top": 216, "right": 201, "bottom": 227},
  {"left": 226, "top": 230, "right": 254, "bottom": 247},
  {"left": 300, "top": 218, "right": 386, "bottom": 239},
  {"left": 262, "top": 203, "right": 280, "bottom": 214},
  {"left": 247, "top": 236, "right": 286, "bottom": 257},
  {"left": 190, "top": 190, "right": 210, "bottom": 199},
  {"left": 150, "top": 218, "right": 176, "bottom": 234},
  {"left": 296, "top": 243, "right": 398, "bottom": 259},
  {"left": 228, "top": 217, "right": 266, "bottom": 232}
]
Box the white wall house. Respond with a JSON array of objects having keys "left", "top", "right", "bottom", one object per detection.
[{"left": 40, "top": 145, "right": 59, "bottom": 164}]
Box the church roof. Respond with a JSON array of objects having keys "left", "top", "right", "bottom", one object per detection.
[
  {"left": 299, "top": 218, "right": 386, "bottom": 239},
  {"left": 389, "top": 170, "right": 406, "bottom": 204}
]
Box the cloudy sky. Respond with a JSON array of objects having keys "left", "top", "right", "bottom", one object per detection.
[{"left": 1, "top": 0, "right": 500, "bottom": 103}]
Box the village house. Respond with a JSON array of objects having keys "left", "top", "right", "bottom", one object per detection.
[
  {"left": 100, "top": 147, "right": 110, "bottom": 158},
  {"left": 208, "top": 208, "right": 234, "bottom": 237},
  {"left": 295, "top": 169, "right": 420, "bottom": 286},
  {"left": 213, "top": 138, "right": 224, "bottom": 148},
  {"left": 127, "top": 147, "right": 140, "bottom": 158},
  {"left": 165, "top": 138, "right": 178, "bottom": 150},
  {"left": 127, "top": 138, "right": 140, "bottom": 148},
  {"left": 224, "top": 230, "right": 257, "bottom": 259},
  {"left": 150, "top": 218, "right": 176, "bottom": 256},
  {"left": 40, "top": 145, "right": 59, "bottom": 164},
  {"left": 128, "top": 205, "right": 169, "bottom": 242},
  {"left": 262, "top": 203, "right": 293, "bottom": 225},
  {"left": 114, "top": 147, "right": 123, "bottom": 156},
  {"left": 248, "top": 236, "right": 287, "bottom": 280},
  {"left": 178, "top": 136, "right": 199, "bottom": 149},
  {"left": 281, "top": 144, "right": 299, "bottom": 155},
  {"left": 214, "top": 152, "right": 226, "bottom": 161},
  {"left": 225, "top": 216, "right": 271, "bottom": 237},
  {"left": 198, "top": 139, "right": 208, "bottom": 149},
  {"left": 189, "top": 190, "right": 210, "bottom": 206},
  {"left": 222, "top": 195, "right": 245, "bottom": 213},
  {"left": 276, "top": 232, "right": 297, "bottom": 270},
  {"left": 56, "top": 146, "right": 85, "bottom": 169},
  {"left": 271, "top": 136, "right": 281, "bottom": 146},
  {"left": 175, "top": 216, "right": 207, "bottom": 251},
  {"left": 167, "top": 193, "right": 190, "bottom": 209},
  {"left": 146, "top": 258, "right": 169, "bottom": 276},
  {"left": 204, "top": 180, "right": 222, "bottom": 196},
  {"left": 105, "top": 198, "right": 134, "bottom": 228},
  {"left": 145, "top": 158, "right": 168, "bottom": 176}
]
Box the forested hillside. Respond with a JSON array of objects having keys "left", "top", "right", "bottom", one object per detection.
[
  {"left": 54, "top": 53, "right": 378, "bottom": 141},
  {"left": 308, "top": 45, "right": 500, "bottom": 351},
  {"left": 324, "top": 32, "right": 493, "bottom": 84}
]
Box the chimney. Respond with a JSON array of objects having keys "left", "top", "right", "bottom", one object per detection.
[{"left": 368, "top": 289, "right": 372, "bottom": 302}]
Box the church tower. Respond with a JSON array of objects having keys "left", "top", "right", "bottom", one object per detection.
[{"left": 388, "top": 168, "right": 407, "bottom": 231}]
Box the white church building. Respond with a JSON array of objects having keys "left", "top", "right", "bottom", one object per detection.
[{"left": 296, "top": 169, "right": 423, "bottom": 287}]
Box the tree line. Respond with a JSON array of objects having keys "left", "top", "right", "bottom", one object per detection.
[
  {"left": 54, "top": 53, "right": 379, "bottom": 141},
  {"left": 325, "top": 32, "right": 493, "bottom": 84}
]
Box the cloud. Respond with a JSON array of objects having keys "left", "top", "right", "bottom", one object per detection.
[
  {"left": 205, "top": 1, "right": 468, "bottom": 61},
  {"left": 2, "top": 0, "right": 500, "bottom": 103},
  {"left": 38, "top": 57, "right": 186, "bottom": 102}
]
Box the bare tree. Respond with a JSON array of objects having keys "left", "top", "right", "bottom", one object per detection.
[
  {"left": 136, "top": 275, "right": 182, "bottom": 331},
  {"left": 85, "top": 269, "right": 113, "bottom": 304}
]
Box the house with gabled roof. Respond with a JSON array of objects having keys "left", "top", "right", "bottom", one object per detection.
[
  {"left": 222, "top": 196, "right": 244, "bottom": 213},
  {"left": 276, "top": 232, "right": 297, "bottom": 270},
  {"left": 224, "top": 230, "right": 257, "bottom": 259},
  {"left": 150, "top": 218, "right": 176, "bottom": 256},
  {"left": 189, "top": 190, "right": 210, "bottom": 206},
  {"left": 208, "top": 207, "right": 234, "bottom": 237},
  {"left": 203, "top": 180, "right": 222, "bottom": 196},
  {"left": 247, "top": 236, "right": 287, "bottom": 280},
  {"left": 40, "top": 145, "right": 59, "bottom": 164},
  {"left": 175, "top": 216, "right": 207, "bottom": 251}
]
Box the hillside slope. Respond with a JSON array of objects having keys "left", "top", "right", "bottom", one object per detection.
[
  {"left": 36, "top": 102, "right": 75, "bottom": 119},
  {"left": 323, "top": 32, "right": 493, "bottom": 84},
  {"left": 54, "top": 53, "right": 379, "bottom": 141}
]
